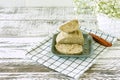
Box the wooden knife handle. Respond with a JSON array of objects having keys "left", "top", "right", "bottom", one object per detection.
[{"left": 89, "top": 33, "right": 112, "bottom": 47}]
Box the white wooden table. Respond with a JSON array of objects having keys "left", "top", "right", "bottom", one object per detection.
[{"left": 0, "top": 7, "right": 120, "bottom": 80}]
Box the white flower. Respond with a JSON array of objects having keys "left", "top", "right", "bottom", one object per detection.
[{"left": 73, "top": 0, "right": 120, "bottom": 19}]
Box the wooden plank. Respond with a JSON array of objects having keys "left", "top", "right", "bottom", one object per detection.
[
  {"left": 0, "top": 72, "right": 73, "bottom": 80},
  {"left": 0, "top": 7, "right": 97, "bottom": 37},
  {"left": 0, "top": 7, "right": 96, "bottom": 21},
  {"left": 0, "top": 58, "right": 72, "bottom": 79},
  {"left": 0, "top": 58, "right": 52, "bottom": 72}
]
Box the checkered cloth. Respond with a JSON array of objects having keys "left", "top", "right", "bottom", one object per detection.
[{"left": 26, "top": 27, "right": 117, "bottom": 80}]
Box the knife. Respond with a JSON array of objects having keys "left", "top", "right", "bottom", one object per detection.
[{"left": 89, "top": 33, "right": 112, "bottom": 47}]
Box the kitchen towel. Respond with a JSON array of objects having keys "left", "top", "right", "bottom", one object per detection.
[{"left": 26, "top": 27, "right": 117, "bottom": 80}]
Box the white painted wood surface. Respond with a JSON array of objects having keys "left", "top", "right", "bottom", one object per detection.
[
  {"left": 0, "top": 0, "right": 74, "bottom": 7},
  {"left": 0, "top": 7, "right": 120, "bottom": 80}
]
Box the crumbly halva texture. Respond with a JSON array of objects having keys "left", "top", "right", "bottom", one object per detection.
[
  {"left": 55, "top": 44, "right": 83, "bottom": 54},
  {"left": 59, "top": 19, "right": 79, "bottom": 33},
  {"left": 55, "top": 19, "right": 84, "bottom": 55},
  {"left": 56, "top": 30, "right": 84, "bottom": 45}
]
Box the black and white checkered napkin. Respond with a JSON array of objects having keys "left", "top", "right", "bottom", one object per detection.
[{"left": 26, "top": 27, "right": 117, "bottom": 80}]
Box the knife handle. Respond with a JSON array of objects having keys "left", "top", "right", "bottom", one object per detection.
[{"left": 89, "top": 33, "right": 112, "bottom": 47}]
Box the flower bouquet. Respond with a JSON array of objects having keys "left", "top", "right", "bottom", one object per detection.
[
  {"left": 96, "top": 0, "right": 120, "bottom": 39},
  {"left": 73, "top": 0, "right": 120, "bottom": 39}
]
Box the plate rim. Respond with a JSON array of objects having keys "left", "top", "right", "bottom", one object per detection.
[{"left": 51, "top": 32, "right": 93, "bottom": 57}]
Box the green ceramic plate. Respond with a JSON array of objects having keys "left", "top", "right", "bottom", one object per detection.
[{"left": 51, "top": 32, "right": 93, "bottom": 57}]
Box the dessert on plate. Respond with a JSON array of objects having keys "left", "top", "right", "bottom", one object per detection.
[{"left": 55, "top": 19, "right": 84, "bottom": 55}]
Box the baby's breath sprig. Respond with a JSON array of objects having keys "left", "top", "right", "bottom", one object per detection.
[
  {"left": 73, "top": 0, "right": 95, "bottom": 14},
  {"left": 96, "top": 0, "right": 120, "bottom": 19},
  {"left": 73, "top": 0, "right": 120, "bottom": 19}
]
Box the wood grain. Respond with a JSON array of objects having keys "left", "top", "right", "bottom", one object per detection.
[
  {"left": 0, "top": 7, "right": 96, "bottom": 37},
  {"left": 0, "top": 7, "right": 119, "bottom": 80}
]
